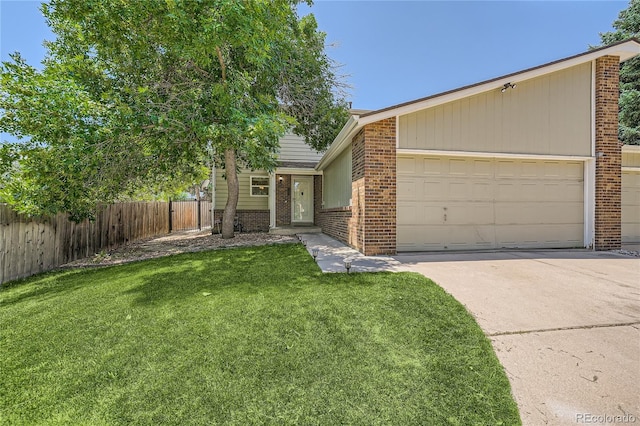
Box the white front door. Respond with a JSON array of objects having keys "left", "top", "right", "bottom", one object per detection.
[{"left": 292, "top": 176, "right": 314, "bottom": 223}]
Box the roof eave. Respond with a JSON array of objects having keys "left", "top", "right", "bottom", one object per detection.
[{"left": 316, "top": 115, "right": 360, "bottom": 170}]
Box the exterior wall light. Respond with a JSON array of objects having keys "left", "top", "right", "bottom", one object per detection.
[{"left": 501, "top": 82, "right": 517, "bottom": 93}]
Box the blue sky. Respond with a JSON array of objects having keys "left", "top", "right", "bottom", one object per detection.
[{"left": 0, "top": 0, "right": 630, "bottom": 111}]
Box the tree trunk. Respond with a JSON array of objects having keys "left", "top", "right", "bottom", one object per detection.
[{"left": 222, "top": 147, "right": 239, "bottom": 239}]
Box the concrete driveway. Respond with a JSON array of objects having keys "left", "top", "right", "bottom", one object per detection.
[{"left": 395, "top": 250, "right": 640, "bottom": 426}]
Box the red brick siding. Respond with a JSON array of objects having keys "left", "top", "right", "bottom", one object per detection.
[
  {"left": 317, "top": 207, "right": 352, "bottom": 243},
  {"left": 275, "top": 174, "right": 291, "bottom": 226},
  {"left": 213, "top": 209, "right": 270, "bottom": 232},
  {"left": 594, "top": 56, "right": 621, "bottom": 250},
  {"left": 352, "top": 129, "right": 365, "bottom": 181},
  {"left": 361, "top": 118, "right": 397, "bottom": 255}
]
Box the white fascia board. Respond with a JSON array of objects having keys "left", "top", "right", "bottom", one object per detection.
[
  {"left": 396, "top": 149, "right": 592, "bottom": 161},
  {"left": 360, "top": 40, "right": 640, "bottom": 126},
  {"left": 622, "top": 145, "right": 640, "bottom": 153},
  {"left": 316, "top": 115, "right": 360, "bottom": 170},
  {"left": 275, "top": 168, "right": 322, "bottom": 176}
]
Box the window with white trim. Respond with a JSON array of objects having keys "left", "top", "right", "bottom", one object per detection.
[{"left": 250, "top": 176, "right": 269, "bottom": 197}]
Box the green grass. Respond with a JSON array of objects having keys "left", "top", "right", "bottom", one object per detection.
[{"left": 1, "top": 244, "right": 520, "bottom": 425}]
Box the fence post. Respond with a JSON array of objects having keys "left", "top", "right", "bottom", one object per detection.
[
  {"left": 197, "top": 199, "right": 201, "bottom": 231},
  {"left": 168, "top": 199, "right": 173, "bottom": 233}
]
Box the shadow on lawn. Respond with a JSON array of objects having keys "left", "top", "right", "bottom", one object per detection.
[
  {"left": 122, "top": 244, "right": 319, "bottom": 306},
  {"left": 0, "top": 269, "right": 93, "bottom": 307}
]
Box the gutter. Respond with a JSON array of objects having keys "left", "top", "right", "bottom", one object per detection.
[{"left": 316, "top": 115, "right": 360, "bottom": 171}]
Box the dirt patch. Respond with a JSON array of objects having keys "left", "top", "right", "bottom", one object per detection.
[{"left": 62, "top": 230, "right": 298, "bottom": 268}]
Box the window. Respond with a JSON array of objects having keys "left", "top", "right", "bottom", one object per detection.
[{"left": 250, "top": 176, "right": 269, "bottom": 197}]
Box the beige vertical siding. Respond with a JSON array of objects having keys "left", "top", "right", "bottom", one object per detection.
[
  {"left": 214, "top": 169, "right": 269, "bottom": 210},
  {"left": 278, "top": 133, "right": 324, "bottom": 163},
  {"left": 322, "top": 145, "right": 352, "bottom": 208},
  {"left": 622, "top": 150, "right": 640, "bottom": 167},
  {"left": 399, "top": 62, "right": 592, "bottom": 156}
]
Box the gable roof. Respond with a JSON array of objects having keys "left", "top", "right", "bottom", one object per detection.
[{"left": 317, "top": 38, "right": 640, "bottom": 170}]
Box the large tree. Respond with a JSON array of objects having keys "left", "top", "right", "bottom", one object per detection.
[
  {"left": 0, "top": 0, "right": 348, "bottom": 234},
  {"left": 600, "top": 0, "right": 640, "bottom": 145}
]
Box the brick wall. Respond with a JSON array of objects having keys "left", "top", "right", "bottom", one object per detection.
[
  {"left": 349, "top": 130, "right": 366, "bottom": 250},
  {"left": 213, "top": 209, "right": 270, "bottom": 232},
  {"left": 317, "top": 207, "right": 352, "bottom": 242},
  {"left": 275, "top": 174, "right": 291, "bottom": 226},
  {"left": 594, "top": 55, "right": 621, "bottom": 250},
  {"left": 360, "top": 118, "right": 397, "bottom": 255}
]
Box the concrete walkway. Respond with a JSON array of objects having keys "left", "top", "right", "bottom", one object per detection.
[{"left": 296, "top": 233, "right": 407, "bottom": 273}]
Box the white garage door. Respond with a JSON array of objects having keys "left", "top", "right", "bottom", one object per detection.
[
  {"left": 622, "top": 170, "right": 640, "bottom": 243},
  {"left": 397, "top": 155, "right": 584, "bottom": 251}
]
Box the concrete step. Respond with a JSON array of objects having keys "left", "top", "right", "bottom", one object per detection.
[{"left": 269, "top": 226, "right": 322, "bottom": 236}]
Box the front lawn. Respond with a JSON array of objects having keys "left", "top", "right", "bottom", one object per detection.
[{"left": 0, "top": 243, "right": 520, "bottom": 425}]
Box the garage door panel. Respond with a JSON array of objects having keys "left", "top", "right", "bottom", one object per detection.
[
  {"left": 397, "top": 178, "right": 417, "bottom": 198},
  {"left": 400, "top": 202, "right": 495, "bottom": 225},
  {"left": 622, "top": 223, "right": 640, "bottom": 243},
  {"left": 444, "top": 203, "right": 494, "bottom": 225},
  {"left": 496, "top": 225, "right": 583, "bottom": 248},
  {"left": 423, "top": 157, "right": 444, "bottom": 175},
  {"left": 448, "top": 225, "right": 495, "bottom": 248},
  {"left": 564, "top": 162, "right": 584, "bottom": 179},
  {"left": 447, "top": 158, "right": 470, "bottom": 175},
  {"left": 397, "top": 202, "right": 418, "bottom": 224},
  {"left": 447, "top": 181, "right": 471, "bottom": 199},
  {"left": 622, "top": 171, "right": 640, "bottom": 243},
  {"left": 473, "top": 159, "right": 492, "bottom": 176},
  {"left": 423, "top": 180, "right": 445, "bottom": 198},
  {"left": 397, "top": 224, "right": 494, "bottom": 251},
  {"left": 397, "top": 157, "right": 417, "bottom": 174},
  {"left": 496, "top": 160, "right": 517, "bottom": 177},
  {"left": 540, "top": 182, "right": 583, "bottom": 202},
  {"left": 495, "top": 202, "right": 583, "bottom": 224},
  {"left": 397, "top": 154, "right": 584, "bottom": 251},
  {"left": 472, "top": 182, "right": 493, "bottom": 200},
  {"left": 521, "top": 161, "right": 539, "bottom": 177}
]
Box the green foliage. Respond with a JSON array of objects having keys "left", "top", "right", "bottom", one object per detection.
[
  {"left": 1, "top": 245, "right": 521, "bottom": 425},
  {"left": 600, "top": 0, "right": 640, "bottom": 145},
  {"left": 1, "top": 0, "right": 348, "bottom": 220}
]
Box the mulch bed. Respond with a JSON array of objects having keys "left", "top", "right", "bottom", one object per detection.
[{"left": 62, "top": 230, "right": 297, "bottom": 268}]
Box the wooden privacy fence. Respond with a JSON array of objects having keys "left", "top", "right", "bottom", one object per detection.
[
  {"left": 169, "top": 200, "right": 212, "bottom": 232},
  {"left": 0, "top": 202, "right": 169, "bottom": 285}
]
